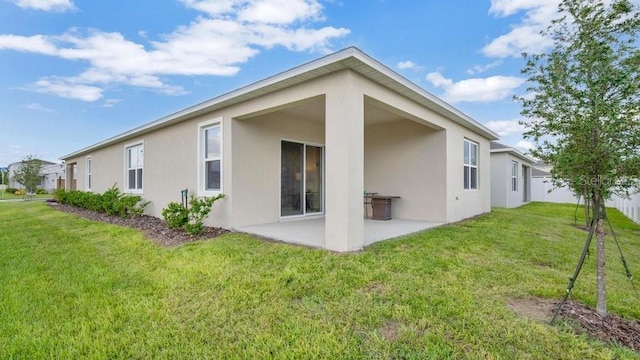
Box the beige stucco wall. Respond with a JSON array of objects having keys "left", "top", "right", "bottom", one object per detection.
[
  {"left": 490, "top": 152, "right": 532, "bottom": 208},
  {"left": 364, "top": 120, "right": 447, "bottom": 222},
  {"left": 64, "top": 68, "right": 493, "bottom": 246},
  {"left": 352, "top": 73, "right": 491, "bottom": 223},
  {"left": 231, "top": 113, "right": 325, "bottom": 227},
  {"left": 490, "top": 152, "right": 508, "bottom": 207},
  {"left": 445, "top": 129, "right": 491, "bottom": 222}
]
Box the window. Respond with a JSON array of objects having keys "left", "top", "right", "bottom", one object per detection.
[
  {"left": 280, "top": 141, "right": 324, "bottom": 217},
  {"left": 86, "top": 156, "right": 92, "bottom": 191},
  {"left": 511, "top": 161, "right": 518, "bottom": 192},
  {"left": 463, "top": 139, "right": 478, "bottom": 190},
  {"left": 199, "top": 119, "right": 222, "bottom": 195},
  {"left": 125, "top": 143, "right": 143, "bottom": 193}
]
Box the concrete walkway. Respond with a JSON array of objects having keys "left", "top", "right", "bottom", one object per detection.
[{"left": 234, "top": 217, "right": 443, "bottom": 249}]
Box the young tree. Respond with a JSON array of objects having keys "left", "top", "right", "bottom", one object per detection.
[
  {"left": 12, "top": 155, "right": 44, "bottom": 194},
  {"left": 518, "top": 0, "right": 640, "bottom": 316}
]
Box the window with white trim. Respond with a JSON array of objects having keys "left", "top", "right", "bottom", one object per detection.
[
  {"left": 511, "top": 161, "right": 518, "bottom": 192},
  {"left": 463, "top": 139, "right": 478, "bottom": 190},
  {"left": 125, "top": 143, "right": 143, "bottom": 192},
  {"left": 199, "top": 120, "right": 222, "bottom": 195},
  {"left": 86, "top": 156, "right": 92, "bottom": 191}
]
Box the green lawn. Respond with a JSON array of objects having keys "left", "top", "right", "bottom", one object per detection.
[
  {"left": 0, "top": 192, "right": 54, "bottom": 200},
  {"left": 1, "top": 202, "right": 639, "bottom": 359}
]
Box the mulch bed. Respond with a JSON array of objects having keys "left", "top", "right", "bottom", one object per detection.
[
  {"left": 48, "top": 201, "right": 229, "bottom": 247},
  {"left": 510, "top": 297, "right": 640, "bottom": 353},
  {"left": 558, "top": 300, "right": 640, "bottom": 353}
]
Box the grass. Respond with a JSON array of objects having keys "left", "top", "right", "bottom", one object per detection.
[
  {"left": 0, "top": 192, "right": 53, "bottom": 200},
  {"left": 1, "top": 201, "right": 639, "bottom": 359}
]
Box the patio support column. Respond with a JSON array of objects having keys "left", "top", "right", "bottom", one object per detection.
[
  {"left": 324, "top": 71, "right": 364, "bottom": 251},
  {"left": 65, "top": 163, "right": 75, "bottom": 191}
]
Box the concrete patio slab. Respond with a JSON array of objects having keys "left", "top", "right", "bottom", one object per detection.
[{"left": 234, "top": 217, "right": 443, "bottom": 249}]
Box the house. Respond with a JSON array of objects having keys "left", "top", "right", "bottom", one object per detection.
[
  {"left": 490, "top": 142, "right": 533, "bottom": 208},
  {"left": 41, "top": 163, "right": 66, "bottom": 192},
  {"left": 61, "top": 47, "right": 498, "bottom": 252},
  {"left": 7, "top": 159, "right": 61, "bottom": 192}
]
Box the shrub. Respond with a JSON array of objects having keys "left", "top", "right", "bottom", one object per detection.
[
  {"left": 162, "top": 202, "right": 189, "bottom": 229},
  {"left": 14, "top": 189, "right": 25, "bottom": 196},
  {"left": 53, "top": 186, "right": 149, "bottom": 218},
  {"left": 101, "top": 185, "right": 122, "bottom": 216},
  {"left": 161, "top": 194, "right": 225, "bottom": 235},
  {"left": 36, "top": 188, "right": 47, "bottom": 195},
  {"left": 5, "top": 187, "right": 18, "bottom": 194},
  {"left": 53, "top": 188, "right": 67, "bottom": 203},
  {"left": 115, "top": 195, "right": 149, "bottom": 218},
  {"left": 185, "top": 194, "right": 225, "bottom": 235}
]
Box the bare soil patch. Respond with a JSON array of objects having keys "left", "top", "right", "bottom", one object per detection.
[
  {"left": 509, "top": 297, "right": 640, "bottom": 353},
  {"left": 379, "top": 320, "right": 400, "bottom": 341},
  {"left": 49, "top": 202, "right": 229, "bottom": 247}
]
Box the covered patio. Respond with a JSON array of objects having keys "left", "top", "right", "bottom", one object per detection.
[{"left": 234, "top": 218, "right": 443, "bottom": 249}]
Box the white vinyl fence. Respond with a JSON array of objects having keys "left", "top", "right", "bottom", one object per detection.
[{"left": 611, "top": 192, "right": 640, "bottom": 224}]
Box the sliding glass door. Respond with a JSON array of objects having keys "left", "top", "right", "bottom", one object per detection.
[{"left": 281, "top": 141, "right": 324, "bottom": 217}]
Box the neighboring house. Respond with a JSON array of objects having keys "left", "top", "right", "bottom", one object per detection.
[
  {"left": 61, "top": 47, "right": 499, "bottom": 252},
  {"left": 7, "top": 159, "right": 60, "bottom": 192},
  {"left": 41, "top": 163, "right": 66, "bottom": 192},
  {"left": 490, "top": 142, "right": 533, "bottom": 208}
]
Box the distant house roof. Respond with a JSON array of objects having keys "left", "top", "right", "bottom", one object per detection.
[
  {"left": 8, "top": 159, "right": 56, "bottom": 168},
  {"left": 61, "top": 47, "right": 499, "bottom": 160},
  {"left": 489, "top": 142, "right": 510, "bottom": 150},
  {"left": 489, "top": 142, "right": 535, "bottom": 164},
  {"left": 532, "top": 167, "right": 551, "bottom": 177}
]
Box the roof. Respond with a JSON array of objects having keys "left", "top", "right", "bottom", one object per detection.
[
  {"left": 489, "top": 141, "right": 535, "bottom": 164},
  {"left": 62, "top": 47, "right": 499, "bottom": 160},
  {"left": 8, "top": 159, "right": 57, "bottom": 168},
  {"left": 532, "top": 167, "right": 551, "bottom": 177}
]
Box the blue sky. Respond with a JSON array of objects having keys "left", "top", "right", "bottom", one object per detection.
[{"left": 0, "top": 0, "right": 573, "bottom": 166}]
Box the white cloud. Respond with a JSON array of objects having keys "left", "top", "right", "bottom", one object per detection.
[
  {"left": 238, "top": 0, "right": 323, "bottom": 24},
  {"left": 102, "top": 99, "right": 121, "bottom": 108},
  {"left": 397, "top": 60, "right": 423, "bottom": 71},
  {"left": 483, "top": 0, "right": 558, "bottom": 58},
  {"left": 32, "top": 78, "right": 104, "bottom": 102},
  {"left": 467, "top": 60, "right": 503, "bottom": 75},
  {"left": 488, "top": 0, "right": 556, "bottom": 17},
  {"left": 11, "top": 0, "right": 75, "bottom": 12},
  {"left": 484, "top": 119, "right": 524, "bottom": 136},
  {"left": 0, "top": 34, "right": 58, "bottom": 54},
  {"left": 24, "top": 103, "right": 55, "bottom": 112},
  {"left": 515, "top": 140, "right": 533, "bottom": 152},
  {"left": 426, "top": 72, "right": 525, "bottom": 103},
  {"left": 0, "top": 0, "right": 350, "bottom": 101}
]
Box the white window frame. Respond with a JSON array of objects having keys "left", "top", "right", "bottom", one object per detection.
[
  {"left": 511, "top": 160, "right": 518, "bottom": 192},
  {"left": 463, "top": 139, "right": 478, "bottom": 190},
  {"left": 86, "top": 156, "right": 92, "bottom": 191},
  {"left": 124, "top": 141, "right": 144, "bottom": 194},
  {"left": 198, "top": 117, "right": 223, "bottom": 197}
]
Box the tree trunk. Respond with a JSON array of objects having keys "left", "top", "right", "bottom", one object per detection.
[
  {"left": 584, "top": 199, "right": 590, "bottom": 227},
  {"left": 593, "top": 194, "right": 607, "bottom": 317}
]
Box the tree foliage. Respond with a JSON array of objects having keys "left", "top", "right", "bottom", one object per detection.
[
  {"left": 12, "top": 155, "right": 44, "bottom": 193},
  {"left": 517, "top": 0, "right": 640, "bottom": 316}
]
